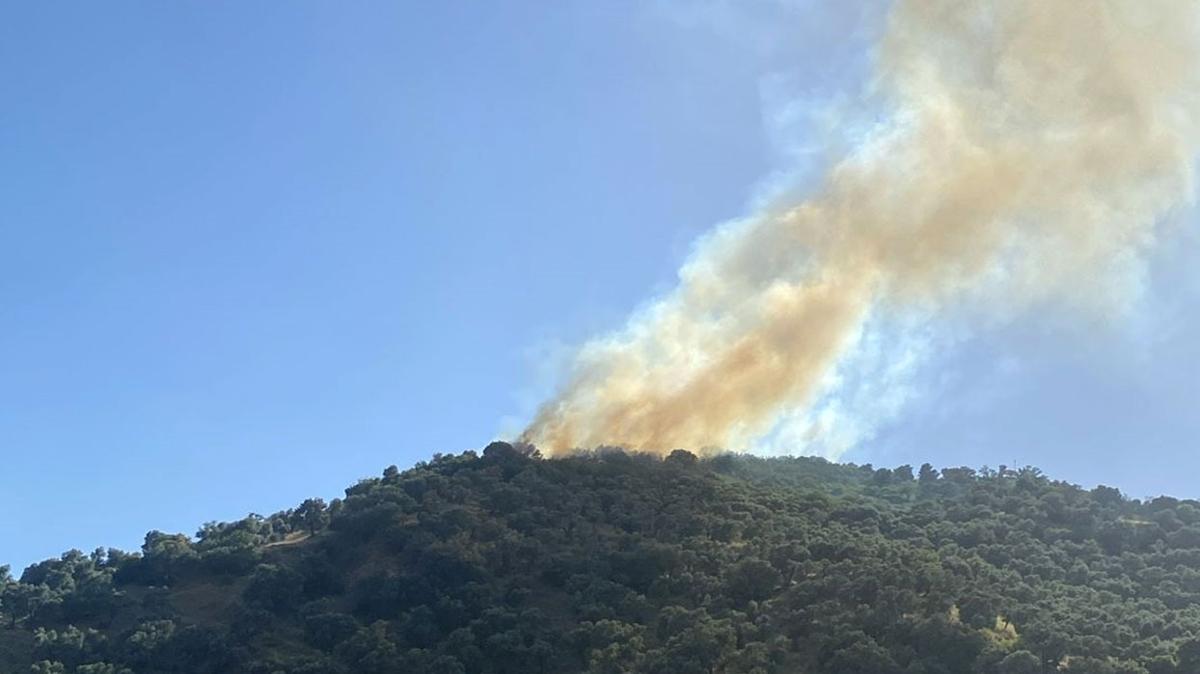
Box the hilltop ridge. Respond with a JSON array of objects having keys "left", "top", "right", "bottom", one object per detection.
[{"left": 3, "top": 444, "right": 1200, "bottom": 673}]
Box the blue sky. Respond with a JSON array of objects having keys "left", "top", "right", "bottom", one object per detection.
[{"left": 2, "top": 1, "right": 1198, "bottom": 569}]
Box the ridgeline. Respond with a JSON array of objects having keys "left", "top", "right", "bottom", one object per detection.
[{"left": 3, "top": 444, "right": 1199, "bottom": 673}]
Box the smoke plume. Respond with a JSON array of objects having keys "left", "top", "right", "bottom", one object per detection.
[{"left": 522, "top": 1, "right": 1200, "bottom": 456}]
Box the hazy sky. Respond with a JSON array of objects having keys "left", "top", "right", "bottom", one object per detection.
[{"left": 2, "top": 1, "right": 1199, "bottom": 569}]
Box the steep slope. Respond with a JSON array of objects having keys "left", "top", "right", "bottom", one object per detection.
[{"left": 4, "top": 444, "right": 1200, "bottom": 673}]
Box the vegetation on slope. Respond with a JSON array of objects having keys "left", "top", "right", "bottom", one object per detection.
[{"left": 5, "top": 443, "right": 1200, "bottom": 673}]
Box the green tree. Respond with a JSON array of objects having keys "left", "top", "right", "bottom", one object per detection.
[
  {"left": 918, "top": 463, "right": 939, "bottom": 484},
  {"left": 999, "top": 650, "right": 1042, "bottom": 674},
  {"left": 295, "top": 498, "right": 331, "bottom": 535},
  {"left": 724, "top": 558, "right": 781, "bottom": 605}
]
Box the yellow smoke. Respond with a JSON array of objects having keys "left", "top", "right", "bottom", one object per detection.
[{"left": 522, "top": 0, "right": 1200, "bottom": 455}]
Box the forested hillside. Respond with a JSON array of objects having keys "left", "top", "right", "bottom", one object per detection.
[{"left": 5, "top": 443, "right": 1200, "bottom": 673}]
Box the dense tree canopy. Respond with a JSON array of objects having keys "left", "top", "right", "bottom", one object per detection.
[{"left": 3, "top": 444, "right": 1200, "bottom": 673}]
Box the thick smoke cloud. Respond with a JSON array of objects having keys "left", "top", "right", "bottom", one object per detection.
[{"left": 523, "top": 1, "right": 1200, "bottom": 455}]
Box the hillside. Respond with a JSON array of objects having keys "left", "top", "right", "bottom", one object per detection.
[{"left": 4, "top": 443, "right": 1200, "bottom": 673}]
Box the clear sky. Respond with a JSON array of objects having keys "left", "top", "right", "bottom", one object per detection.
[{"left": 2, "top": 1, "right": 1199, "bottom": 570}]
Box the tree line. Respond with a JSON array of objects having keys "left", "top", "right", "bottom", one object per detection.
[{"left": 3, "top": 442, "right": 1200, "bottom": 673}]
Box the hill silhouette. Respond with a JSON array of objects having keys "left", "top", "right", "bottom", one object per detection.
[{"left": 3, "top": 443, "right": 1200, "bottom": 673}]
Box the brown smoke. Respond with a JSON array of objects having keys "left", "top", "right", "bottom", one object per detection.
[{"left": 522, "top": 1, "right": 1200, "bottom": 455}]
